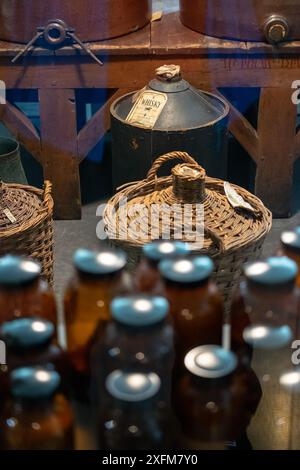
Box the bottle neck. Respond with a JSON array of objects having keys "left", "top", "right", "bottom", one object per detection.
[
  {"left": 0, "top": 277, "right": 39, "bottom": 292},
  {"left": 77, "top": 269, "right": 122, "bottom": 284},
  {"left": 164, "top": 277, "right": 210, "bottom": 292}
]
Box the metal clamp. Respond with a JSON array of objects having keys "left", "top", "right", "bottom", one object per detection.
[{"left": 12, "top": 19, "right": 103, "bottom": 66}]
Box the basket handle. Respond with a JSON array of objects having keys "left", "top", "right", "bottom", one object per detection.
[
  {"left": 43, "top": 180, "right": 53, "bottom": 207},
  {"left": 146, "top": 151, "right": 198, "bottom": 181}
]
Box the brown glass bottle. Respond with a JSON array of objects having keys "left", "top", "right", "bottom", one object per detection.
[
  {"left": 231, "top": 257, "right": 298, "bottom": 360},
  {"left": 91, "top": 295, "right": 174, "bottom": 403},
  {"left": 159, "top": 256, "right": 223, "bottom": 374},
  {"left": 64, "top": 247, "right": 127, "bottom": 401},
  {"left": 0, "top": 255, "right": 56, "bottom": 325},
  {"left": 133, "top": 240, "right": 189, "bottom": 295},
  {"left": 1, "top": 367, "right": 74, "bottom": 450},
  {"left": 173, "top": 345, "right": 260, "bottom": 449},
  {"left": 99, "top": 370, "right": 177, "bottom": 450},
  {"left": 0, "top": 318, "right": 68, "bottom": 398},
  {"left": 281, "top": 227, "right": 300, "bottom": 287}
]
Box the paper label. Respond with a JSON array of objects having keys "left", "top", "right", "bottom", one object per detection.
[
  {"left": 126, "top": 90, "right": 168, "bottom": 129},
  {"left": 224, "top": 182, "right": 257, "bottom": 215},
  {"left": 3, "top": 208, "right": 16, "bottom": 223}
]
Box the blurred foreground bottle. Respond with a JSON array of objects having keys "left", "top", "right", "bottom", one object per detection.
[
  {"left": 281, "top": 227, "right": 300, "bottom": 287},
  {"left": 0, "top": 318, "right": 68, "bottom": 398},
  {"left": 91, "top": 295, "right": 173, "bottom": 402},
  {"left": 1, "top": 367, "right": 74, "bottom": 450},
  {"left": 231, "top": 257, "right": 298, "bottom": 360},
  {"left": 0, "top": 255, "right": 56, "bottom": 325},
  {"left": 133, "top": 240, "right": 189, "bottom": 295},
  {"left": 64, "top": 247, "right": 127, "bottom": 401},
  {"left": 99, "top": 370, "right": 177, "bottom": 450},
  {"left": 173, "top": 345, "right": 260, "bottom": 449},
  {"left": 159, "top": 255, "right": 223, "bottom": 376}
]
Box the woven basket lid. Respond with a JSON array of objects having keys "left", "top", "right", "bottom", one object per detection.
[
  {"left": 104, "top": 152, "right": 272, "bottom": 257},
  {"left": 0, "top": 180, "right": 52, "bottom": 236}
]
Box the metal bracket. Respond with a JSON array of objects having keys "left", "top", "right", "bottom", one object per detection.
[{"left": 12, "top": 19, "right": 103, "bottom": 66}]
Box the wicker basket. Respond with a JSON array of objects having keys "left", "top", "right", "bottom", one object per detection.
[
  {"left": 104, "top": 151, "right": 272, "bottom": 310},
  {"left": 0, "top": 180, "right": 54, "bottom": 284}
]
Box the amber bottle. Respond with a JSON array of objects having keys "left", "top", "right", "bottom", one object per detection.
[
  {"left": 231, "top": 257, "right": 298, "bottom": 359},
  {"left": 173, "top": 345, "right": 260, "bottom": 449},
  {"left": 91, "top": 295, "right": 173, "bottom": 402},
  {"left": 281, "top": 227, "right": 300, "bottom": 287},
  {"left": 133, "top": 240, "right": 189, "bottom": 295},
  {"left": 64, "top": 247, "right": 127, "bottom": 401},
  {"left": 99, "top": 370, "right": 177, "bottom": 450},
  {"left": 159, "top": 255, "right": 223, "bottom": 374},
  {"left": 0, "top": 255, "right": 56, "bottom": 325},
  {"left": 1, "top": 367, "right": 74, "bottom": 450},
  {"left": 0, "top": 318, "right": 68, "bottom": 397}
]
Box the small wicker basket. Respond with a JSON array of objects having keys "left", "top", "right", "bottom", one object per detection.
[
  {"left": 0, "top": 180, "right": 54, "bottom": 284},
  {"left": 104, "top": 152, "right": 272, "bottom": 310}
]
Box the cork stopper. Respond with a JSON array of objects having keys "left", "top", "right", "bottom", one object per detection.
[
  {"left": 172, "top": 164, "right": 206, "bottom": 203},
  {"left": 155, "top": 64, "right": 181, "bottom": 82}
]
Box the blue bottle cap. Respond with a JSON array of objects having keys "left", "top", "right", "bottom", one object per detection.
[
  {"left": 143, "top": 240, "right": 190, "bottom": 262},
  {"left": 159, "top": 256, "right": 214, "bottom": 283},
  {"left": 281, "top": 227, "right": 300, "bottom": 253},
  {"left": 11, "top": 367, "right": 60, "bottom": 399},
  {"left": 0, "top": 318, "right": 54, "bottom": 349},
  {"left": 244, "top": 257, "right": 298, "bottom": 286},
  {"left": 0, "top": 255, "right": 41, "bottom": 286},
  {"left": 184, "top": 345, "right": 237, "bottom": 379},
  {"left": 73, "top": 247, "right": 126, "bottom": 275},
  {"left": 111, "top": 295, "right": 169, "bottom": 327},
  {"left": 243, "top": 324, "right": 292, "bottom": 349},
  {"left": 106, "top": 370, "right": 161, "bottom": 402}
]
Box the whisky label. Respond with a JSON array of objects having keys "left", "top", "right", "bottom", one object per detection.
[
  {"left": 126, "top": 90, "right": 167, "bottom": 129},
  {"left": 224, "top": 182, "right": 257, "bottom": 215},
  {"left": 3, "top": 208, "right": 16, "bottom": 223}
]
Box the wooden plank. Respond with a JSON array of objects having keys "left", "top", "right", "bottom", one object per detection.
[
  {"left": 0, "top": 101, "right": 41, "bottom": 162},
  {"left": 214, "top": 91, "right": 259, "bottom": 164},
  {"left": 39, "top": 88, "right": 81, "bottom": 220},
  {"left": 77, "top": 87, "right": 135, "bottom": 159},
  {"left": 2, "top": 55, "right": 300, "bottom": 90},
  {"left": 255, "top": 87, "right": 297, "bottom": 217}
]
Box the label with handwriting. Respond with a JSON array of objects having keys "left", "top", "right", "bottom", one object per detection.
[{"left": 126, "top": 90, "right": 167, "bottom": 129}]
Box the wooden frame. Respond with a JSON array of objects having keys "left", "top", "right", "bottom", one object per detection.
[{"left": 0, "top": 12, "right": 300, "bottom": 218}]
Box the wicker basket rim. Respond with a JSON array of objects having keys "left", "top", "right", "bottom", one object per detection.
[{"left": 0, "top": 180, "right": 53, "bottom": 239}]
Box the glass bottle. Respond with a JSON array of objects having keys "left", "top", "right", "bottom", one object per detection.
[
  {"left": 133, "top": 240, "right": 189, "bottom": 295},
  {"left": 64, "top": 247, "right": 127, "bottom": 401},
  {"left": 231, "top": 257, "right": 298, "bottom": 358},
  {"left": 281, "top": 227, "right": 300, "bottom": 287},
  {"left": 0, "top": 255, "right": 56, "bottom": 325},
  {"left": 91, "top": 295, "right": 173, "bottom": 402},
  {"left": 159, "top": 255, "right": 223, "bottom": 374},
  {"left": 98, "top": 370, "right": 176, "bottom": 450},
  {"left": 0, "top": 318, "right": 68, "bottom": 398},
  {"left": 1, "top": 367, "right": 74, "bottom": 450},
  {"left": 232, "top": 257, "right": 299, "bottom": 448},
  {"left": 173, "top": 345, "right": 260, "bottom": 449}
]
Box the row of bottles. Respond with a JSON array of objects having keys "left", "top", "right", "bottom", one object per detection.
[{"left": 0, "top": 226, "right": 299, "bottom": 449}]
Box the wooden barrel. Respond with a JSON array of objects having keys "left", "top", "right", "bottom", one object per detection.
[
  {"left": 180, "top": 0, "right": 300, "bottom": 43},
  {"left": 0, "top": 0, "right": 151, "bottom": 43}
]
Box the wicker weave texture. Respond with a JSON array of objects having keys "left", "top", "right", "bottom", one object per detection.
[
  {"left": 104, "top": 152, "right": 272, "bottom": 309},
  {"left": 0, "top": 181, "right": 54, "bottom": 284}
]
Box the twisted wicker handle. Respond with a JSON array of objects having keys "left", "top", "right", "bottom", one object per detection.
[
  {"left": 146, "top": 151, "right": 199, "bottom": 180},
  {"left": 43, "top": 180, "right": 54, "bottom": 212}
]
